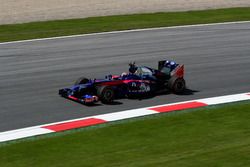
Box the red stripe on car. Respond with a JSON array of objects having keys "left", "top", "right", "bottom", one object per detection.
[
  {"left": 68, "top": 96, "right": 78, "bottom": 101},
  {"left": 42, "top": 118, "right": 107, "bottom": 132},
  {"left": 148, "top": 101, "right": 207, "bottom": 113}
]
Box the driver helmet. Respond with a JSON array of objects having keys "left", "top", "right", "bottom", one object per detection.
[{"left": 129, "top": 62, "right": 138, "bottom": 74}]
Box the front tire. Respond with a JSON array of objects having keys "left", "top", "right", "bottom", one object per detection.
[{"left": 97, "top": 86, "right": 115, "bottom": 104}]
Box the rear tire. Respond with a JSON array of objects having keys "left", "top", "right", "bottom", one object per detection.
[
  {"left": 75, "top": 77, "right": 89, "bottom": 85},
  {"left": 97, "top": 86, "right": 115, "bottom": 104},
  {"left": 168, "top": 77, "right": 186, "bottom": 94}
]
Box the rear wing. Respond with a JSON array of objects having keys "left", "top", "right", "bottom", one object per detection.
[
  {"left": 171, "top": 64, "right": 184, "bottom": 78},
  {"left": 158, "top": 60, "right": 184, "bottom": 78},
  {"left": 158, "top": 60, "right": 166, "bottom": 71}
]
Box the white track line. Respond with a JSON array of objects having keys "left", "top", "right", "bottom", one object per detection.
[
  {"left": 0, "top": 128, "right": 53, "bottom": 142},
  {"left": 1, "top": 21, "right": 250, "bottom": 45},
  {"left": 95, "top": 108, "right": 158, "bottom": 122},
  {"left": 0, "top": 92, "right": 249, "bottom": 143}
]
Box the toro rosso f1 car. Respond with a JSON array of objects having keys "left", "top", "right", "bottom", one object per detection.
[{"left": 59, "top": 60, "right": 186, "bottom": 104}]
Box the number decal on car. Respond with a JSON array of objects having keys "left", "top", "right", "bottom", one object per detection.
[
  {"left": 131, "top": 82, "right": 137, "bottom": 87},
  {"left": 140, "top": 83, "right": 150, "bottom": 92}
]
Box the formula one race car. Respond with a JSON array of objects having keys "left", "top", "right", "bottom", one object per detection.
[{"left": 59, "top": 60, "right": 186, "bottom": 104}]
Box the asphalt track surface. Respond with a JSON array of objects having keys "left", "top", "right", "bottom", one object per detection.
[{"left": 0, "top": 22, "right": 250, "bottom": 132}]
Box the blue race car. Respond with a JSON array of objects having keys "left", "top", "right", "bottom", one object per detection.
[{"left": 59, "top": 60, "right": 186, "bottom": 104}]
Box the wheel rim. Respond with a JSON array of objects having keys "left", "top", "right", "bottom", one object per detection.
[
  {"left": 177, "top": 82, "right": 183, "bottom": 89},
  {"left": 104, "top": 90, "right": 113, "bottom": 100},
  {"left": 175, "top": 79, "right": 184, "bottom": 91}
]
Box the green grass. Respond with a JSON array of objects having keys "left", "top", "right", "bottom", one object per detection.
[
  {"left": 0, "top": 7, "right": 250, "bottom": 42},
  {"left": 0, "top": 101, "right": 250, "bottom": 167}
]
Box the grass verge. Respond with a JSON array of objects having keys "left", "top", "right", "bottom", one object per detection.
[
  {"left": 0, "top": 101, "right": 250, "bottom": 167},
  {"left": 0, "top": 7, "right": 250, "bottom": 42}
]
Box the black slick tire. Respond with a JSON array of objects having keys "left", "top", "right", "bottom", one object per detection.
[
  {"left": 168, "top": 77, "right": 186, "bottom": 94},
  {"left": 97, "top": 86, "right": 115, "bottom": 104}
]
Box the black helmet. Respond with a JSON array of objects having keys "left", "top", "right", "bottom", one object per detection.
[{"left": 129, "top": 62, "right": 137, "bottom": 74}]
